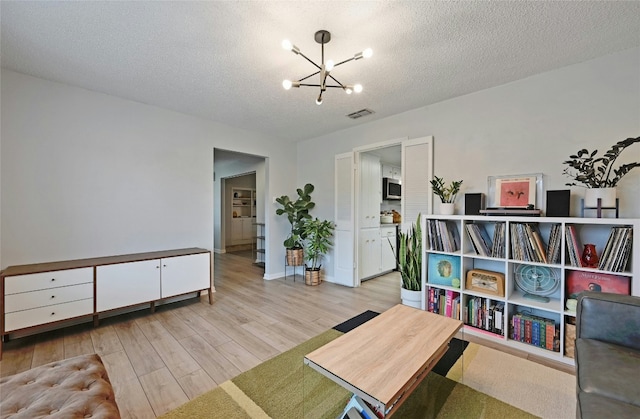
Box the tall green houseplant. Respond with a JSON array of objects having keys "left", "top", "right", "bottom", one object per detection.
[
  {"left": 275, "top": 183, "right": 315, "bottom": 249},
  {"left": 398, "top": 213, "right": 422, "bottom": 291},
  {"left": 302, "top": 218, "right": 334, "bottom": 285},
  {"left": 303, "top": 218, "right": 334, "bottom": 270}
]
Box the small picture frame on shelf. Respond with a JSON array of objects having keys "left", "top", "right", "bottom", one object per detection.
[
  {"left": 487, "top": 173, "right": 544, "bottom": 209},
  {"left": 427, "top": 254, "right": 461, "bottom": 288}
]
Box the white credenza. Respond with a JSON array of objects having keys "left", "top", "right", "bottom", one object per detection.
[{"left": 1, "top": 248, "right": 212, "bottom": 359}]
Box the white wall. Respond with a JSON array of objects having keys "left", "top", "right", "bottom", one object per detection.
[
  {"left": 0, "top": 70, "right": 296, "bottom": 280},
  {"left": 3, "top": 48, "right": 638, "bottom": 282},
  {"left": 298, "top": 47, "right": 640, "bottom": 282}
]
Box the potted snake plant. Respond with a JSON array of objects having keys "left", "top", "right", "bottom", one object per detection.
[{"left": 397, "top": 213, "right": 422, "bottom": 308}]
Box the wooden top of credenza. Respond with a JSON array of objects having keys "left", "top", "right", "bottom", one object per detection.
[{"left": 0, "top": 248, "right": 210, "bottom": 277}]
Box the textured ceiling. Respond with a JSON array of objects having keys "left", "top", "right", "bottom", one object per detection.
[{"left": 2, "top": 1, "right": 639, "bottom": 143}]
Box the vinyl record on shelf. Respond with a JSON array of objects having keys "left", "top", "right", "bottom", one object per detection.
[{"left": 514, "top": 264, "right": 559, "bottom": 303}]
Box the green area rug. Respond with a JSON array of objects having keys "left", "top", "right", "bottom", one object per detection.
[{"left": 160, "top": 329, "right": 537, "bottom": 419}]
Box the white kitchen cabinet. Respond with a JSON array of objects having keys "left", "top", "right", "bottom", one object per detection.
[
  {"left": 360, "top": 153, "right": 381, "bottom": 228},
  {"left": 382, "top": 164, "right": 401, "bottom": 180},
  {"left": 96, "top": 259, "right": 161, "bottom": 312},
  {"left": 359, "top": 228, "right": 381, "bottom": 280},
  {"left": 380, "top": 226, "right": 397, "bottom": 272}
]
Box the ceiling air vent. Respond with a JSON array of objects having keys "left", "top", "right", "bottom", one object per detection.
[{"left": 346, "top": 108, "right": 374, "bottom": 119}]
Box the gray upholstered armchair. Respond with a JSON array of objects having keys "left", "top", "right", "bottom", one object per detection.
[{"left": 575, "top": 291, "right": 640, "bottom": 418}]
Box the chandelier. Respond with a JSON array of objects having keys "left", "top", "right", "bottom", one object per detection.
[{"left": 281, "top": 30, "right": 372, "bottom": 105}]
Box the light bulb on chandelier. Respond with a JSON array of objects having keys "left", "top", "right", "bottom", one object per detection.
[{"left": 281, "top": 30, "right": 371, "bottom": 104}]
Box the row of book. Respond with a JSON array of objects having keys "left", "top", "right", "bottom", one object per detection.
[
  {"left": 509, "top": 222, "right": 560, "bottom": 263},
  {"left": 545, "top": 223, "right": 562, "bottom": 264},
  {"left": 465, "top": 222, "right": 505, "bottom": 258},
  {"left": 426, "top": 220, "right": 460, "bottom": 252},
  {"left": 565, "top": 225, "right": 584, "bottom": 267},
  {"left": 510, "top": 312, "right": 560, "bottom": 352},
  {"left": 464, "top": 297, "right": 505, "bottom": 336},
  {"left": 427, "top": 288, "right": 460, "bottom": 319},
  {"left": 598, "top": 226, "right": 633, "bottom": 272}
]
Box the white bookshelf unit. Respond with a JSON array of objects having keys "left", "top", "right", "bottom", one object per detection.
[
  {"left": 422, "top": 214, "right": 639, "bottom": 365},
  {"left": 230, "top": 187, "right": 256, "bottom": 245}
]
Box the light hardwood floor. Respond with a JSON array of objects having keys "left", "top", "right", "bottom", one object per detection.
[
  {"left": 0, "top": 252, "right": 400, "bottom": 418},
  {"left": 0, "top": 252, "right": 573, "bottom": 418}
]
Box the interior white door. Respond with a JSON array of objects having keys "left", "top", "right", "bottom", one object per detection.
[
  {"left": 402, "top": 136, "right": 434, "bottom": 229},
  {"left": 334, "top": 152, "right": 356, "bottom": 287}
]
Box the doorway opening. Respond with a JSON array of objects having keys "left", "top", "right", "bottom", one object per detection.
[{"left": 213, "top": 148, "right": 267, "bottom": 274}]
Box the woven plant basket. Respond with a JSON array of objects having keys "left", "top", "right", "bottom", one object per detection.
[
  {"left": 286, "top": 248, "right": 304, "bottom": 266},
  {"left": 305, "top": 269, "right": 321, "bottom": 286}
]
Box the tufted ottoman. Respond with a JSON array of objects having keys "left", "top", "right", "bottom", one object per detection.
[{"left": 0, "top": 353, "right": 120, "bottom": 418}]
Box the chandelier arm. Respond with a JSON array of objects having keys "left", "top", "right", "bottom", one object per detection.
[
  {"left": 298, "top": 71, "right": 321, "bottom": 82},
  {"left": 297, "top": 51, "right": 322, "bottom": 70},
  {"left": 324, "top": 85, "right": 347, "bottom": 89},
  {"left": 327, "top": 74, "right": 346, "bottom": 88},
  {"left": 299, "top": 83, "right": 322, "bottom": 87},
  {"left": 333, "top": 57, "right": 356, "bottom": 67}
]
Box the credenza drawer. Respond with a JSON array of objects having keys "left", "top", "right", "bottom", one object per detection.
[
  {"left": 4, "top": 267, "right": 93, "bottom": 294},
  {"left": 4, "top": 299, "right": 94, "bottom": 332},
  {"left": 4, "top": 283, "right": 94, "bottom": 314}
]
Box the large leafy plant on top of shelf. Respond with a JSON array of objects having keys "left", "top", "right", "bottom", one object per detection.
[
  {"left": 562, "top": 136, "right": 640, "bottom": 188},
  {"left": 275, "top": 183, "right": 315, "bottom": 249}
]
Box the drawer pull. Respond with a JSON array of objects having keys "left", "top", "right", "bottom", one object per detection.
[
  {"left": 51, "top": 295, "right": 55, "bottom": 299},
  {"left": 156, "top": 266, "right": 160, "bottom": 269},
  {"left": 51, "top": 278, "right": 55, "bottom": 282},
  {"left": 51, "top": 312, "right": 55, "bottom": 316},
  {"left": 163, "top": 264, "right": 167, "bottom": 268}
]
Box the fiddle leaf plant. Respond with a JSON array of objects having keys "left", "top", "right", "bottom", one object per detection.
[
  {"left": 275, "top": 183, "right": 315, "bottom": 249},
  {"left": 563, "top": 136, "right": 640, "bottom": 188}
]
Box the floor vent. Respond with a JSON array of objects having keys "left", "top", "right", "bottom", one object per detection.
[{"left": 346, "top": 108, "right": 375, "bottom": 119}]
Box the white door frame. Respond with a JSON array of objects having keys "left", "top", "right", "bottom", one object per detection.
[{"left": 352, "top": 137, "right": 407, "bottom": 287}]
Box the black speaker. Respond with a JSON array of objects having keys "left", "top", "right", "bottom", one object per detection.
[
  {"left": 464, "top": 193, "right": 485, "bottom": 215},
  {"left": 546, "top": 190, "right": 570, "bottom": 217}
]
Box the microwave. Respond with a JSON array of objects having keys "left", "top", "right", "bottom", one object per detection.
[{"left": 382, "top": 177, "right": 401, "bottom": 200}]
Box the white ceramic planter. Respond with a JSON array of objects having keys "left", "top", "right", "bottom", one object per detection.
[
  {"left": 584, "top": 187, "right": 616, "bottom": 208},
  {"left": 401, "top": 287, "right": 422, "bottom": 309},
  {"left": 439, "top": 202, "right": 455, "bottom": 215}
]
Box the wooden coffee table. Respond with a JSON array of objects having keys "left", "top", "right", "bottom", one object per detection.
[{"left": 304, "top": 304, "right": 463, "bottom": 418}]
